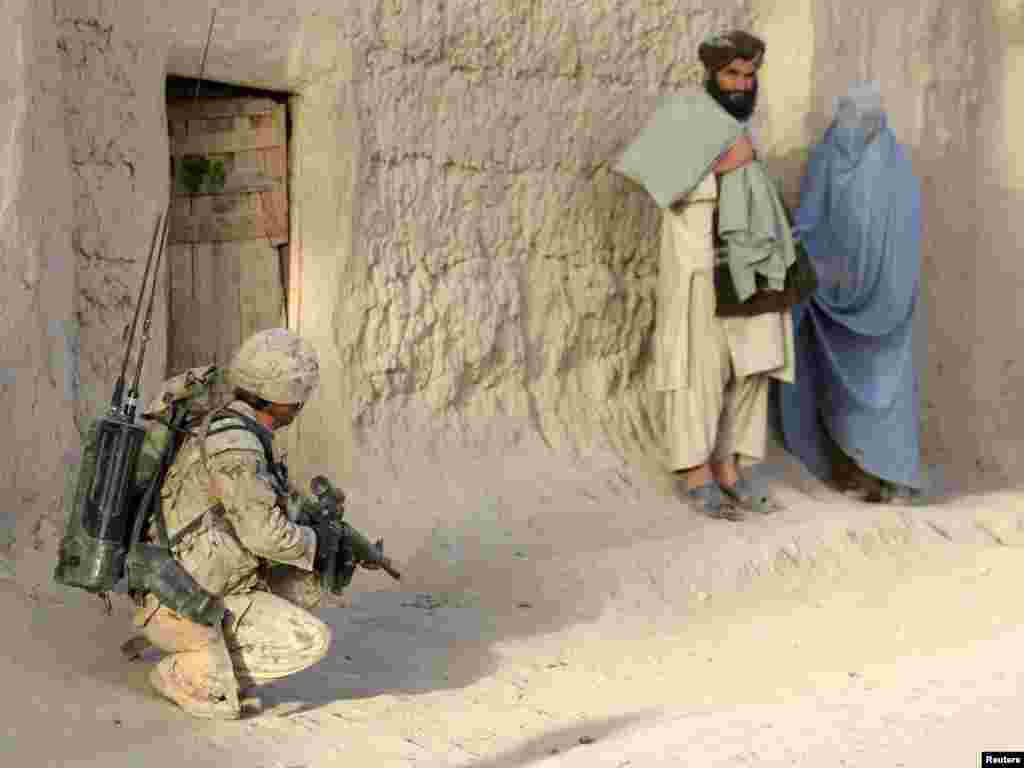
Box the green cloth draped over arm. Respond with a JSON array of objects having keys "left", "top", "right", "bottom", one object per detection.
[
  {"left": 613, "top": 88, "right": 796, "bottom": 302},
  {"left": 717, "top": 162, "right": 797, "bottom": 301}
]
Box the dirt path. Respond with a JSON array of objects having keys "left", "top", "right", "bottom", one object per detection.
[
  {"left": 5, "top": 521, "right": 1023, "bottom": 768},
  {"left": 521, "top": 544, "right": 1024, "bottom": 767}
]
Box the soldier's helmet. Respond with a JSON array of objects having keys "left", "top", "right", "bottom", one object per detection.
[{"left": 227, "top": 328, "right": 320, "bottom": 405}]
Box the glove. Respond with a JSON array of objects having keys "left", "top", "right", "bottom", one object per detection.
[{"left": 312, "top": 518, "right": 355, "bottom": 594}]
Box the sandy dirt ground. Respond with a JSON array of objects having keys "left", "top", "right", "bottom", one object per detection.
[{"left": 3, "top": 450, "right": 1023, "bottom": 768}]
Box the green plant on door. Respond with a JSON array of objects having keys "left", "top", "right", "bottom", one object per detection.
[{"left": 179, "top": 155, "right": 227, "bottom": 195}]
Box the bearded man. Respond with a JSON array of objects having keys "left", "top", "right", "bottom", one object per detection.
[{"left": 616, "top": 30, "right": 797, "bottom": 520}]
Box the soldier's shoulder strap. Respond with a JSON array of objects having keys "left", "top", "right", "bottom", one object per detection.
[
  {"left": 193, "top": 409, "right": 276, "bottom": 499},
  {"left": 203, "top": 409, "right": 269, "bottom": 458}
]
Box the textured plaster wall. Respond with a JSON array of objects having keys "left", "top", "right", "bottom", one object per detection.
[
  {"left": 165, "top": 0, "right": 791, "bottom": 549},
  {"left": 752, "top": 0, "right": 815, "bottom": 209},
  {"left": 283, "top": 1, "right": 782, "bottom": 496},
  {"left": 56, "top": 1, "right": 171, "bottom": 434},
  {"left": 1008, "top": 46, "right": 1024, "bottom": 191},
  {"left": 166, "top": 0, "right": 1023, "bottom": 503},
  {"left": 285, "top": 40, "right": 362, "bottom": 486},
  {"left": 1005, "top": 0, "right": 1024, "bottom": 192},
  {"left": 0, "top": 1, "right": 78, "bottom": 553},
  {"left": 974, "top": 0, "right": 1024, "bottom": 483},
  {"left": 0, "top": 1, "right": 173, "bottom": 549},
  {"left": 7, "top": 0, "right": 1023, "bottom": 560}
]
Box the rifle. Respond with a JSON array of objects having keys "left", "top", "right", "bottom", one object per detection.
[{"left": 297, "top": 475, "right": 401, "bottom": 587}]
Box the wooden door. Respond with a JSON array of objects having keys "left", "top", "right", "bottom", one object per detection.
[{"left": 166, "top": 96, "right": 289, "bottom": 375}]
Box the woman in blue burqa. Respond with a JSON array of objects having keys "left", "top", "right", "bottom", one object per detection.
[{"left": 778, "top": 83, "right": 922, "bottom": 502}]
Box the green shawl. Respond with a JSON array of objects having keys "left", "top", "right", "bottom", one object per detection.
[{"left": 614, "top": 88, "right": 795, "bottom": 301}]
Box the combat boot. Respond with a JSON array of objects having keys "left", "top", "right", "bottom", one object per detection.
[{"left": 148, "top": 655, "right": 241, "bottom": 720}]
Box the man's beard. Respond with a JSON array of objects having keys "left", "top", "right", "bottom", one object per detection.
[{"left": 706, "top": 78, "right": 758, "bottom": 122}]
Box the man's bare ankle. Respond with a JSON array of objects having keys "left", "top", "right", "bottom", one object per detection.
[
  {"left": 676, "top": 465, "right": 713, "bottom": 491},
  {"left": 711, "top": 456, "right": 740, "bottom": 488}
]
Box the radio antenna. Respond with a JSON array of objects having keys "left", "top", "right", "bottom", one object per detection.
[
  {"left": 124, "top": 210, "right": 170, "bottom": 420},
  {"left": 111, "top": 212, "right": 164, "bottom": 415},
  {"left": 194, "top": 8, "right": 217, "bottom": 102}
]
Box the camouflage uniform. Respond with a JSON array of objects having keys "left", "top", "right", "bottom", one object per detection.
[{"left": 132, "top": 329, "right": 330, "bottom": 720}]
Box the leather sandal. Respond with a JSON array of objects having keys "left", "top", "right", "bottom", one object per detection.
[
  {"left": 720, "top": 475, "right": 782, "bottom": 515},
  {"left": 685, "top": 481, "right": 746, "bottom": 521}
]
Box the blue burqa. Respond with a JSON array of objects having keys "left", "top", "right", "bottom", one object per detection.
[{"left": 779, "top": 85, "right": 922, "bottom": 489}]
